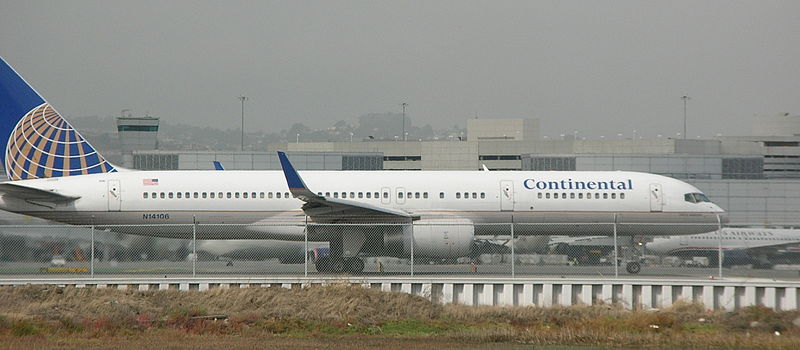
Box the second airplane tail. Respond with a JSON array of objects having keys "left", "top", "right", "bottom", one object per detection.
[{"left": 0, "top": 57, "right": 116, "bottom": 181}]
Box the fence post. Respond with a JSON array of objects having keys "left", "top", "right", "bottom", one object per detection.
[
  {"left": 90, "top": 225, "right": 95, "bottom": 278},
  {"left": 511, "top": 222, "right": 515, "bottom": 277},
  {"left": 410, "top": 223, "right": 415, "bottom": 277},
  {"left": 192, "top": 216, "right": 197, "bottom": 277},
  {"left": 304, "top": 216, "right": 308, "bottom": 278},
  {"left": 717, "top": 214, "right": 723, "bottom": 279},
  {"left": 613, "top": 214, "right": 619, "bottom": 278}
]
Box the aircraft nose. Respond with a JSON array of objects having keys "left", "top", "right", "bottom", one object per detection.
[{"left": 708, "top": 203, "right": 728, "bottom": 223}]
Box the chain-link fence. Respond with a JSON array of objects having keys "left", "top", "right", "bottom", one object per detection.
[{"left": 3, "top": 216, "right": 800, "bottom": 279}]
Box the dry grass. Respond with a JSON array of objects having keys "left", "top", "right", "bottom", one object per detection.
[{"left": 1, "top": 285, "right": 799, "bottom": 349}]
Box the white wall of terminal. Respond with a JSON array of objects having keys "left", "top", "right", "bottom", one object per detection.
[{"left": 2, "top": 277, "right": 798, "bottom": 311}]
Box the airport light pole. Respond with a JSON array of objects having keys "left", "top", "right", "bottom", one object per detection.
[
  {"left": 681, "top": 95, "right": 691, "bottom": 140},
  {"left": 401, "top": 102, "right": 408, "bottom": 141},
  {"left": 238, "top": 96, "right": 247, "bottom": 151}
]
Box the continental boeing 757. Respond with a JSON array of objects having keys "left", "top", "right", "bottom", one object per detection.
[{"left": 0, "top": 57, "right": 726, "bottom": 273}]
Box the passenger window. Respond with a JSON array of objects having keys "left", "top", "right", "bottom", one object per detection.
[
  {"left": 285, "top": 192, "right": 290, "bottom": 198},
  {"left": 210, "top": 192, "right": 215, "bottom": 199},
  {"left": 595, "top": 193, "right": 600, "bottom": 199},
  {"left": 143, "top": 192, "right": 148, "bottom": 199},
  {"left": 202, "top": 192, "right": 207, "bottom": 199},
  {"left": 243, "top": 192, "right": 248, "bottom": 198},
  {"left": 324, "top": 192, "right": 329, "bottom": 197},
  {"left": 545, "top": 193, "right": 550, "bottom": 199},
  {"left": 218, "top": 192, "right": 223, "bottom": 199},
  {"left": 603, "top": 193, "right": 608, "bottom": 199},
  {"left": 251, "top": 192, "right": 256, "bottom": 198},
  {"left": 349, "top": 192, "right": 355, "bottom": 198},
  {"left": 269, "top": 192, "right": 274, "bottom": 198},
  {"left": 151, "top": 192, "right": 157, "bottom": 199},
  {"left": 620, "top": 193, "right": 625, "bottom": 199},
  {"left": 472, "top": 192, "right": 477, "bottom": 199},
  {"left": 480, "top": 192, "right": 485, "bottom": 199},
  {"left": 561, "top": 193, "right": 566, "bottom": 199},
  {"left": 570, "top": 193, "right": 575, "bottom": 199},
  {"left": 168, "top": 192, "right": 174, "bottom": 199},
  {"left": 456, "top": 192, "right": 461, "bottom": 199},
  {"left": 260, "top": 192, "right": 265, "bottom": 198},
  {"left": 235, "top": 192, "right": 240, "bottom": 199},
  {"left": 333, "top": 192, "right": 338, "bottom": 198},
  {"left": 407, "top": 192, "right": 412, "bottom": 198},
  {"left": 398, "top": 192, "right": 404, "bottom": 199},
  {"left": 358, "top": 192, "right": 363, "bottom": 198},
  {"left": 177, "top": 192, "right": 182, "bottom": 199},
  {"left": 611, "top": 193, "right": 616, "bottom": 199},
  {"left": 463, "top": 192, "right": 469, "bottom": 198},
  {"left": 185, "top": 192, "right": 190, "bottom": 198},
  {"left": 366, "top": 192, "right": 371, "bottom": 198},
  {"left": 383, "top": 192, "right": 388, "bottom": 199},
  {"left": 538, "top": 193, "right": 542, "bottom": 199},
  {"left": 279, "top": 192, "right": 284, "bottom": 198},
  {"left": 160, "top": 192, "right": 165, "bottom": 199},
  {"left": 439, "top": 192, "right": 444, "bottom": 199},
  {"left": 227, "top": 192, "right": 232, "bottom": 199},
  {"left": 415, "top": 192, "right": 420, "bottom": 199},
  {"left": 423, "top": 192, "right": 428, "bottom": 199},
  {"left": 194, "top": 192, "right": 199, "bottom": 198},
  {"left": 578, "top": 193, "right": 583, "bottom": 199}
]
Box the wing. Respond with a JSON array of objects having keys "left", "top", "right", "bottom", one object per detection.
[
  {"left": 277, "top": 152, "right": 412, "bottom": 223},
  {"left": 0, "top": 182, "right": 80, "bottom": 203}
]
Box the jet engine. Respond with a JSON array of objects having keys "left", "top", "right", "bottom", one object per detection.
[{"left": 368, "top": 219, "right": 474, "bottom": 258}]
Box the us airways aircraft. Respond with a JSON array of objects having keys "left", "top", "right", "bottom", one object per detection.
[
  {"left": 647, "top": 228, "right": 800, "bottom": 267},
  {"left": 0, "top": 57, "right": 726, "bottom": 273}
]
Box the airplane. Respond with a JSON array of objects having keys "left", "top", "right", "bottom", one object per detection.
[
  {"left": 646, "top": 227, "right": 800, "bottom": 268},
  {"left": 0, "top": 57, "right": 726, "bottom": 273}
]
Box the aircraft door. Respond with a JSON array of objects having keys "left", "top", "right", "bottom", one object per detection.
[
  {"left": 500, "top": 180, "right": 514, "bottom": 211},
  {"left": 396, "top": 187, "right": 406, "bottom": 205},
  {"left": 107, "top": 179, "right": 121, "bottom": 211},
  {"left": 649, "top": 183, "right": 663, "bottom": 212},
  {"left": 679, "top": 236, "right": 688, "bottom": 246}
]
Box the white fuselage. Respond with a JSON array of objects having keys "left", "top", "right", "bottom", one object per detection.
[
  {"left": 0, "top": 170, "right": 725, "bottom": 240},
  {"left": 647, "top": 228, "right": 800, "bottom": 255}
]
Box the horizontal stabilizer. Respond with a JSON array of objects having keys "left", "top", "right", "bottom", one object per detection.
[{"left": 0, "top": 182, "right": 80, "bottom": 202}]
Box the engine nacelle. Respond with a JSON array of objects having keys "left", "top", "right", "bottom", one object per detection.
[{"left": 376, "top": 219, "right": 474, "bottom": 258}]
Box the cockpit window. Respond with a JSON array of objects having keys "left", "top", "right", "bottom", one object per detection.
[{"left": 685, "top": 192, "right": 711, "bottom": 203}]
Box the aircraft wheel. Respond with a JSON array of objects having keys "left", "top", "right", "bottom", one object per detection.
[
  {"left": 315, "top": 257, "right": 331, "bottom": 273},
  {"left": 346, "top": 258, "right": 365, "bottom": 274},
  {"left": 329, "top": 258, "right": 346, "bottom": 273},
  {"left": 626, "top": 261, "right": 641, "bottom": 274}
]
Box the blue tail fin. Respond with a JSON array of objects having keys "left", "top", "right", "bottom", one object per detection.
[{"left": 0, "top": 57, "right": 115, "bottom": 180}]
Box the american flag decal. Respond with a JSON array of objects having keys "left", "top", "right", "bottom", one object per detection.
[{"left": 143, "top": 178, "right": 159, "bottom": 186}]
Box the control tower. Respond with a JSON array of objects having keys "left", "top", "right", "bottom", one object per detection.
[{"left": 116, "top": 109, "right": 159, "bottom": 168}]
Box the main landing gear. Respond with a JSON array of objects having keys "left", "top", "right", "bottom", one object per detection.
[{"left": 314, "top": 229, "right": 366, "bottom": 274}]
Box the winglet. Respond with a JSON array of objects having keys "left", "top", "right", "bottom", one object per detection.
[
  {"left": 213, "top": 161, "right": 225, "bottom": 171},
  {"left": 278, "top": 151, "right": 322, "bottom": 201}
]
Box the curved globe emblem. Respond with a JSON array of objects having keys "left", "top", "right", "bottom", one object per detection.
[{"left": 5, "top": 103, "right": 115, "bottom": 180}]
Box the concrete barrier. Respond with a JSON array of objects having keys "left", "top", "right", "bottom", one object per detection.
[{"left": 1, "top": 276, "right": 798, "bottom": 311}]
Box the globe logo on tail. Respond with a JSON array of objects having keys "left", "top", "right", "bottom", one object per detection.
[{"left": 5, "top": 103, "right": 115, "bottom": 180}]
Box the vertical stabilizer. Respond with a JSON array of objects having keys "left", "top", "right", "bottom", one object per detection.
[{"left": 0, "top": 57, "right": 115, "bottom": 180}]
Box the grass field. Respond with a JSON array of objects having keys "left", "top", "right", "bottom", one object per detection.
[{"left": 1, "top": 284, "right": 799, "bottom": 349}]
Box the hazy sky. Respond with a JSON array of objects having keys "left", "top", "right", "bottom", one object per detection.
[{"left": 2, "top": 1, "right": 799, "bottom": 139}]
